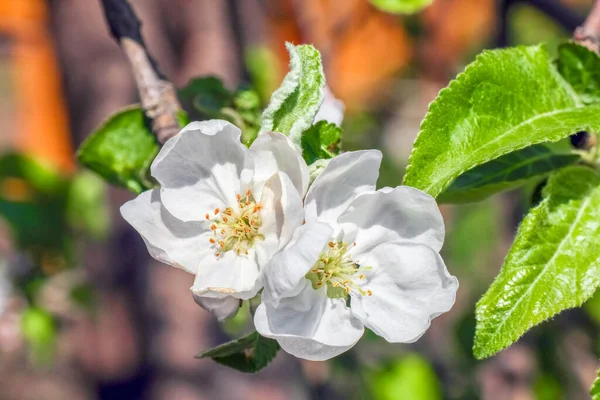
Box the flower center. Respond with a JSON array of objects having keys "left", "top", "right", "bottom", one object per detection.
[
  {"left": 205, "top": 190, "right": 264, "bottom": 257},
  {"left": 306, "top": 241, "right": 372, "bottom": 299}
]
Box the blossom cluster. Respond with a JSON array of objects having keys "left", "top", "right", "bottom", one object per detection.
[{"left": 121, "top": 104, "right": 458, "bottom": 361}]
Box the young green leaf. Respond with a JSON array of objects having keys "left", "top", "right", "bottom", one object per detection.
[
  {"left": 591, "top": 368, "right": 600, "bottom": 400},
  {"left": 77, "top": 107, "right": 158, "bottom": 193},
  {"left": 404, "top": 45, "right": 600, "bottom": 198},
  {"left": 474, "top": 166, "right": 600, "bottom": 359},
  {"left": 178, "top": 77, "right": 231, "bottom": 118},
  {"left": 21, "top": 307, "right": 57, "bottom": 364},
  {"left": 301, "top": 121, "right": 342, "bottom": 164},
  {"left": 260, "top": 43, "right": 325, "bottom": 149},
  {"left": 370, "top": 0, "right": 433, "bottom": 14},
  {"left": 196, "top": 331, "right": 280, "bottom": 373},
  {"left": 556, "top": 42, "right": 600, "bottom": 105},
  {"left": 438, "top": 145, "right": 580, "bottom": 203}
]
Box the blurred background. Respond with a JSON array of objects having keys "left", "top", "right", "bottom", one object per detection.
[{"left": 0, "top": 0, "right": 598, "bottom": 399}]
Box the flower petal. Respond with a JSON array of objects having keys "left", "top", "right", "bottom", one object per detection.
[
  {"left": 350, "top": 242, "right": 458, "bottom": 343},
  {"left": 255, "top": 172, "right": 305, "bottom": 267},
  {"left": 255, "top": 281, "right": 364, "bottom": 361},
  {"left": 192, "top": 294, "right": 240, "bottom": 321},
  {"left": 250, "top": 132, "right": 309, "bottom": 196},
  {"left": 151, "top": 120, "right": 253, "bottom": 222},
  {"left": 191, "top": 250, "right": 261, "bottom": 300},
  {"left": 340, "top": 186, "right": 445, "bottom": 254},
  {"left": 120, "top": 189, "right": 207, "bottom": 274},
  {"left": 262, "top": 222, "right": 332, "bottom": 306},
  {"left": 305, "top": 150, "right": 382, "bottom": 226},
  {"left": 314, "top": 86, "right": 345, "bottom": 126}
]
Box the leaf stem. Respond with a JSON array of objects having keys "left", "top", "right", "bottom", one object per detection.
[{"left": 98, "top": 0, "right": 182, "bottom": 145}]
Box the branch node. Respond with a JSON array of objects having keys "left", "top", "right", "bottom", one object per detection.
[{"left": 99, "top": 0, "right": 181, "bottom": 144}]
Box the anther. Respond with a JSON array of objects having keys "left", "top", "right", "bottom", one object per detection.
[
  {"left": 205, "top": 213, "right": 210, "bottom": 220},
  {"left": 214, "top": 208, "right": 220, "bottom": 215},
  {"left": 209, "top": 238, "right": 216, "bottom": 244}
]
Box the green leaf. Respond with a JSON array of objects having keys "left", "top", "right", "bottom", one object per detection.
[
  {"left": 260, "top": 43, "right": 325, "bottom": 149},
  {"left": 197, "top": 331, "right": 280, "bottom": 373},
  {"left": 403, "top": 44, "right": 600, "bottom": 198},
  {"left": 178, "top": 77, "right": 231, "bottom": 117},
  {"left": 438, "top": 145, "right": 580, "bottom": 203},
  {"left": 21, "top": 307, "right": 57, "bottom": 364},
  {"left": 245, "top": 46, "right": 281, "bottom": 104},
  {"left": 178, "top": 77, "right": 262, "bottom": 146},
  {"left": 67, "top": 171, "right": 110, "bottom": 239},
  {"left": 556, "top": 42, "right": 600, "bottom": 105},
  {"left": 367, "top": 354, "right": 442, "bottom": 400},
  {"left": 301, "top": 121, "right": 342, "bottom": 164},
  {"left": 474, "top": 166, "right": 600, "bottom": 359},
  {"left": 591, "top": 368, "right": 600, "bottom": 400},
  {"left": 77, "top": 107, "right": 159, "bottom": 194},
  {"left": 0, "top": 153, "right": 71, "bottom": 254},
  {"left": 370, "top": 0, "right": 433, "bottom": 14}
]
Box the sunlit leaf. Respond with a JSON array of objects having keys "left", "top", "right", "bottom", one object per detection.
[
  {"left": 77, "top": 107, "right": 158, "bottom": 193},
  {"left": 260, "top": 43, "right": 325, "bottom": 150},
  {"left": 556, "top": 42, "right": 600, "bottom": 105},
  {"left": 474, "top": 166, "right": 600, "bottom": 359},
  {"left": 591, "top": 368, "right": 600, "bottom": 400},
  {"left": 21, "top": 307, "right": 57, "bottom": 364},
  {"left": 370, "top": 0, "right": 433, "bottom": 14},
  {"left": 301, "top": 121, "right": 342, "bottom": 164},
  {"left": 439, "top": 145, "right": 580, "bottom": 203},
  {"left": 404, "top": 44, "right": 600, "bottom": 198},
  {"left": 367, "top": 353, "right": 442, "bottom": 400}
]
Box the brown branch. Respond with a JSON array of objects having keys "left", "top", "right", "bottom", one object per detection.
[
  {"left": 574, "top": 0, "right": 600, "bottom": 53},
  {"left": 99, "top": 0, "right": 181, "bottom": 144}
]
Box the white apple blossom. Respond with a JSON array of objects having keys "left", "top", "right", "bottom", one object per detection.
[
  {"left": 121, "top": 120, "right": 308, "bottom": 319},
  {"left": 254, "top": 150, "right": 458, "bottom": 360},
  {"left": 314, "top": 86, "right": 345, "bottom": 127}
]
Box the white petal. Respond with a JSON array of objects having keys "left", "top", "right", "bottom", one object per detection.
[
  {"left": 254, "top": 172, "right": 305, "bottom": 267},
  {"left": 350, "top": 242, "right": 458, "bottom": 343},
  {"left": 340, "top": 186, "right": 445, "bottom": 255},
  {"left": 305, "top": 150, "right": 382, "bottom": 226},
  {"left": 255, "top": 281, "right": 364, "bottom": 361},
  {"left": 151, "top": 120, "right": 253, "bottom": 222},
  {"left": 250, "top": 132, "right": 309, "bottom": 196},
  {"left": 120, "top": 189, "right": 206, "bottom": 274},
  {"left": 191, "top": 250, "right": 261, "bottom": 300},
  {"left": 262, "top": 223, "right": 332, "bottom": 306},
  {"left": 314, "top": 86, "right": 345, "bottom": 126},
  {"left": 192, "top": 294, "right": 240, "bottom": 321}
]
